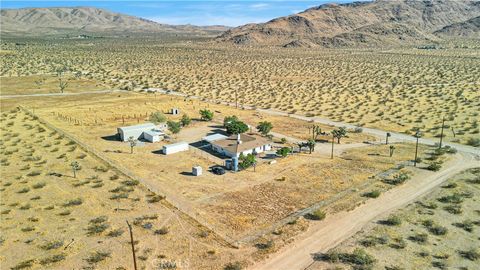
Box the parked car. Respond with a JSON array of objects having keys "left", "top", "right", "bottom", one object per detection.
[{"left": 211, "top": 166, "right": 225, "bottom": 175}]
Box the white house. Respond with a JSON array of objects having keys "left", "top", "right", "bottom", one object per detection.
[
  {"left": 117, "top": 122, "right": 167, "bottom": 142},
  {"left": 162, "top": 141, "right": 189, "bottom": 155},
  {"left": 210, "top": 134, "right": 271, "bottom": 158}
]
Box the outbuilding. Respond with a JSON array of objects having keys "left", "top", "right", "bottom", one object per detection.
[
  {"left": 162, "top": 141, "right": 189, "bottom": 155},
  {"left": 117, "top": 123, "right": 156, "bottom": 142},
  {"left": 143, "top": 129, "right": 165, "bottom": 143}
]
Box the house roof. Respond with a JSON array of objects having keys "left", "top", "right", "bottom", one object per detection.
[
  {"left": 118, "top": 123, "right": 156, "bottom": 132},
  {"left": 211, "top": 134, "right": 270, "bottom": 154},
  {"left": 202, "top": 133, "right": 228, "bottom": 143},
  {"left": 143, "top": 129, "right": 165, "bottom": 137}
]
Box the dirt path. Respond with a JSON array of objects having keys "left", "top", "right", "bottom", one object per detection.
[
  {"left": 250, "top": 152, "right": 479, "bottom": 270},
  {"left": 0, "top": 89, "right": 127, "bottom": 98}
]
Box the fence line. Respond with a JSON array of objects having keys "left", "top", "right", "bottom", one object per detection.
[{"left": 19, "top": 106, "right": 239, "bottom": 248}]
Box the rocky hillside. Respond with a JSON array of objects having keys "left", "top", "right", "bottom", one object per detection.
[
  {"left": 434, "top": 16, "right": 480, "bottom": 38},
  {"left": 218, "top": 0, "right": 480, "bottom": 47},
  {"left": 0, "top": 7, "right": 229, "bottom": 37}
]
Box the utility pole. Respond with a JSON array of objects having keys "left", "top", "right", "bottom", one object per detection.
[
  {"left": 439, "top": 116, "right": 445, "bottom": 149},
  {"left": 331, "top": 133, "right": 335, "bottom": 159},
  {"left": 386, "top": 132, "right": 391, "bottom": 145},
  {"left": 235, "top": 87, "right": 238, "bottom": 109},
  {"left": 126, "top": 221, "right": 138, "bottom": 270},
  {"left": 414, "top": 131, "right": 421, "bottom": 167}
]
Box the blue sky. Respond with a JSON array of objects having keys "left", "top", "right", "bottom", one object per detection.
[{"left": 0, "top": 1, "right": 362, "bottom": 26}]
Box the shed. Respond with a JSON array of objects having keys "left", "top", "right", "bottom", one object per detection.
[
  {"left": 143, "top": 129, "right": 165, "bottom": 143},
  {"left": 162, "top": 141, "right": 189, "bottom": 155},
  {"left": 117, "top": 123, "right": 156, "bottom": 142},
  {"left": 202, "top": 133, "right": 228, "bottom": 143},
  {"left": 171, "top": 108, "right": 180, "bottom": 115},
  {"left": 192, "top": 166, "right": 202, "bottom": 176}
]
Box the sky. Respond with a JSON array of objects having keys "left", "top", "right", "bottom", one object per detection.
[{"left": 0, "top": 0, "right": 363, "bottom": 26}]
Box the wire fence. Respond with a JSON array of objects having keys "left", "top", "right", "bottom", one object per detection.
[{"left": 19, "top": 106, "right": 239, "bottom": 248}]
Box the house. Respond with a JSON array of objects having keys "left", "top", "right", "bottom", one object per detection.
[
  {"left": 117, "top": 123, "right": 167, "bottom": 142},
  {"left": 210, "top": 133, "right": 271, "bottom": 158},
  {"left": 162, "top": 141, "right": 189, "bottom": 155}
]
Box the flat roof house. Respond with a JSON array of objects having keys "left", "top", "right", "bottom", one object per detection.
[{"left": 210, "top": 134, "right": 271, "bottom": 158}]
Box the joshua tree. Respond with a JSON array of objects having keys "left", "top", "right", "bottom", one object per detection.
[
  {"left": 438, "top": 116, "right": 445, "bottom": 149},
  {"left": 70, "top": 161, "right": 80, "bottom": 178},
  {"left": 386, "top": 132, "right": 391, "bottom": 145},
  {"left": 128, "top": 136, "right": 137, "bottom": 154},
  {"left": 413, "top": 130, "right": 422, "bottom": 167},
  {"left": 389, "top": 145, "right": 395, "bottom": 157},
  {"left": 330, "top": 133, "right": 335, "bottom": 159},
  {"left": 59, "top": 79, "right": 68, "bottom": 93},
  {"left": 332, "top": 127, "right": 348, "bottom": 144},
  {"left": 257, "top": 121, "right": 273, "bottom": 136},
  {"left": 309, "top": 125, "right": 325, "bottom": 141},
  {"left": 306, "top": 139, "right": 315, "bottom": 154}
]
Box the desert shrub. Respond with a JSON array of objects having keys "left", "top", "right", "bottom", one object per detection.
[
  {"left": 62, "top": 198, "right": 83, "bottom": 207},
  {"left": 87, "top": 222, "right": 109, "bottom": 236},
  {"left": 362, "top": 190, "right": 381, "bottom": 198},
  {"left": 11, "top": 259, "right": 35, "bottom": 270},
  {"left": 441, "top": 182, "right": 457, "bottom": 189},
  {"left": 432, "top": 261, "right": 447, "bottom": 269},
  {"left": 443, "top": 204, "right": 462, "bottom": 214},
  {"left": 383, "top": 173, "right": 409, "bottom": 185},
  {"left": 107, "top": 229, "right": 124, "bottom": 237},
  {"left": 19, "top": 204, "right": 31, "bottom": 210},
  {"left": 39, "top": 253, "right": 66, "bottom": 265},
  {"left": 27, "top": 170, "right": 41, "bottom": 176},
  {"left": 17, "top": 187, "right": 30, "bottom": 193},
  {"left": 94, "top": 166, "right": 109, "bottom": 172},
  {"left": 110, "top": 193, "right": 129, "bottom": 200},
  {"left": 21, "top": 226, "right": 35, "bottom": 232},
  {"left": 154, "top": 227, "right": 169, "bottom": 235},
  {"left": 255, "top": 240, "right": 274, "bottom": 250},
  {"left": 426, "top": 162, "right": 442, "bottom": 171},
  {"left": 147, "top": 194, "right": 165, "bottom": 203},
  {"left": 32, "top": 182, "right": 46, "bottom": 189},
  {"left": 453, "top": 220, "right": 474, "bottom": 232},
  {"left": 382, "top": 215, "right": 402, "bottom": 226},
  {"left": 224, "top": 261, "right": 242, "bottom": 270},
  {"left": 409, "top": 233, "right": 428, "bottom": 244},
  {"left": 422, "top": 220, "right": 448, "bottom": 236},
  {"left": 385, "top": 266, "right": 404, "bottom": 270},
  {"left": 389, "top": 237, "right": 407, "bottom": 249},
  {"left": 122, "top": 179, "right": 139, "bottom": 186},
  {"left": 466, "top": 138, "right": 480, "bottom": 147},
  {"left": 438, "top": 193, "right": 463, "bottom": 204},
  {"left": 85, "top": 250, "right": 111, "bottom": 264},
  {"left": 306, "top": 209, "right": 326, "bottom": 220},
  {"left": 458, "top": 249, "right": 480, "bottom": 261},
  {"left": 109, "top": 174, "right": 119, "bottom": 180},
  {"left": 40, "top": 240, "right": 64, "bottom": 250},
  {"left": 323, "top": 248, "right": 376, "bottom": 266},
  {"left": 360, "top": 235, "right": 388, "bottom": 247},
  {"left": 58, "top": 210, "right": 71, "bottom": 216}
]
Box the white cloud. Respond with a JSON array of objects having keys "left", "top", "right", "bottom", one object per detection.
[{"left": 249, "top": 3, "right": 269, "bottom": 10}]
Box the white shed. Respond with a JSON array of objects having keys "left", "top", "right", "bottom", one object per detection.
[
  {"left": 162, "top": 142, "right": 189, "bottom": 155},
  {"left": 143, "top": 129, "right": 165, "bottom": 143},
  {"left": 192, "top": 166, "right": 202, "bottom": 176},
  {"left": 117, "top": 123, "right": 156, "bottom": 142}
]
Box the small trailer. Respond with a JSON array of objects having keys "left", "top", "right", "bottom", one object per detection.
[{"left": 162, "top": 141, "right": 189, "bottom": 155}]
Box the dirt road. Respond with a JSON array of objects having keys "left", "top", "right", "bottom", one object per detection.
[{"left": 250, "top": 152, "right": 479, "bottom": 270}]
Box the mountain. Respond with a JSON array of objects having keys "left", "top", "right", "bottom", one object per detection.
[
  {"left": 218, "top": 0, "right": 480, "bottom": 47},
  {"left": 0, "top": 7, "right": 229, "bottom": 37},
  {"left": 434, "top": 16, "right": 480, "bottom": 38}
]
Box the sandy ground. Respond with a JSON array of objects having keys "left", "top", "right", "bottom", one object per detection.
[{"left": 250, "top": 152, "right": 479, "bottom": 270}]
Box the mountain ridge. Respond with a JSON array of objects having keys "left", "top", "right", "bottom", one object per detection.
[
  {"left": 0, "top": 7, "right": 230, "bottom": 37},
  {"left": 217, "top": 0, "right": 480, "bottom": 47}
]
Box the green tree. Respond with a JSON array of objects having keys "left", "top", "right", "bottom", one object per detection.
[
  {"left": 223, "top": 115, "right": 239, "bottom": 127},
  {"left": 276, "top": 147, "right": 291, "bottom": 157},
  {"left": 180, "top": 114, "right": 191, "bottom": 127},
  {"left": 199, "top": 109, "right": 213, "bottom": 121},
  {"left": 167, "top": 121, "right": 182, "bottom": 134},
  {"left": 239, "top": 153, "right": 256, "bottom": 169},
  {"left": 70, "top": 161, "right": 81, "bottom": 178},
  {"left": 257, "top": 121, "right": 273, "bottom": 136},
  {"left": 226, "top": 120, "right": 249, "bottom": 134},
  {"left": 149, "top": 112, "right": 167, "bottom": 124},
  {"left": 128, "top": 136, "right": 137, "bottom": 154}
]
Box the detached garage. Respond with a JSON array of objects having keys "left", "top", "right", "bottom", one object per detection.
[{"left": 162, "top": 142, "right": 189, "bottom": 155}]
